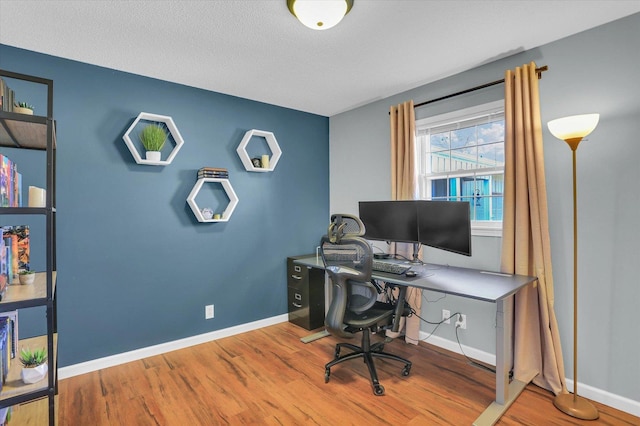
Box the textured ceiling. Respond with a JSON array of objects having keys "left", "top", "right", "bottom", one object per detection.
[{"left": 1, "top": 1, "right": 639, "bottom": 116}]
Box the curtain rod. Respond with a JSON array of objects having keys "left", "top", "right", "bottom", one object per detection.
[{"left": 410, "top": 65, "right": 548, "bottom": 110}]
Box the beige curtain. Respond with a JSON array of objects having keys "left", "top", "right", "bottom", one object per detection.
[
  {"left": 389, "top": 100, "right": 421, "bottom": 344},
  {"left": 502, "top": 62, "right": 566, "bottom": 394}
]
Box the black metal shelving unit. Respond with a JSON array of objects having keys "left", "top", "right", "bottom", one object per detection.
[{"left": 0, "top": 69, "right": 57, "bottom": 425}]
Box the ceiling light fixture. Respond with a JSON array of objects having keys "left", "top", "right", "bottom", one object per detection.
[{"left": 287, "top": 0, "right": 354, "bottom": 30}]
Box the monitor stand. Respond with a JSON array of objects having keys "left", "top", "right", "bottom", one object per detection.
[{"left": 411, "top": 242, "right": 422, "bottom": 264}]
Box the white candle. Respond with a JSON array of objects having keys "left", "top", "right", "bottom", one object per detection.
[
  {"left": 28, "top": 186, "right": 46, "bottom": 207},
  {"left": 261, "top": 154, "right": 270, "bottom": 169}
]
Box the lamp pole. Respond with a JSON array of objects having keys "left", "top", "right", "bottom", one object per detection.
[{"left": 548, "top": 114, "right": 600, "bottom": 420}]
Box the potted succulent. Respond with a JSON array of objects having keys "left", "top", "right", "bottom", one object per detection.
[
  {"left": 139, "top": 123, "right": 168, "bottom": 162},
  {"left": 18, "top": 270, "right": 36, "bottom": 285},
  {"left": 14, "top": 102, "right": 34, "bottom": 115},
  {"left": 20, "top": 347, "right": 48, "bottom": 384}
]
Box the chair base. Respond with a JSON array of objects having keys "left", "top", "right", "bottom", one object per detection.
[{"left": 324, "top": 328, "right": 412, "bottom": 395}]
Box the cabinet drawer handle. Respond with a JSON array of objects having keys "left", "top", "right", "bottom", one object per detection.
[
  {"left": 294, "top": 293, "right": 302, "bottom": 300},
  {"left": 292, "top": 302, "right": 303, "bottom": 308},
  {"left": 291, "top": 275, "right": 303, "bottom": 280}
]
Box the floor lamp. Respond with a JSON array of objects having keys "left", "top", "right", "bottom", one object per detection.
[{"left": 547, "top": 113, "right": 600, "bottom": 420}]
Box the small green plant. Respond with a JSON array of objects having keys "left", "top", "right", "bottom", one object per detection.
[
  {"left": 18, "top": 270, "right": 35, "bottom": 275},
  {"left": 19, "top": 347, "right": 47, "bottom": 368},
  {"left": 139, "top": 124, "right": 168, "bottom": 151},
  {"left": 16, "top": 101, "right": 34, "bottom": 110}
]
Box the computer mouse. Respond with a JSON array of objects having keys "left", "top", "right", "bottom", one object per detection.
[{"left": 405, "top": 270, "right": 417, "bottom": 278}]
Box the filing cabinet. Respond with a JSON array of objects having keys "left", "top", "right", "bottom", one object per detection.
[{"left": 287, "top": 255, "right": 325, "bottom": 330}]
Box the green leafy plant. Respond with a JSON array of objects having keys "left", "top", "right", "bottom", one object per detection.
[
  {"left": 16, "top": 101, "right": 34, "bottom": 110},
  {"left": 139, "top": 124, "right": 168, "bottom": 151},
  {"left": 19, "top": 347, "right": 47, "bottom": 368},
  {"left": 18, "top": 270, "right": 35, "bottom": 275}
]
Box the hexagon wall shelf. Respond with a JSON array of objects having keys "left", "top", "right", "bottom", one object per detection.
[
  {"left": 187, "top": 178, "right": 239, "bottom": 222},
  {"left": 123, "top": 112, "right": 185, "bottom": 166},
  {"left": 236, "top": 129, "right": 282, "bottom": 172}
]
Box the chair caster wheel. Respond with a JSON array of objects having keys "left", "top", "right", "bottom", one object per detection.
[
  {"left": 402, "top": 364, "right": 411, "bottom": 376},
  {"left": 325, "top": 369, "right": 331, "bottom": 383},
  {"left": 334, "top": 346, "right": 341, "bottom": 359},
  {"left": 373, "top": 384, "right": 385, "bottom": 396}
]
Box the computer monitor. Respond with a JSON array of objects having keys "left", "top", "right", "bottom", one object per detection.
[
  {"left": 358, "top": 200, "right": 420, "bottom": 244},
  {"left": 417, "top": 200, "right": 472, "bottom": 257}
]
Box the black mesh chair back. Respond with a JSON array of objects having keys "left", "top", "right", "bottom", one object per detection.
[{"left": 319, "top": 214, "right": 412, "bottom": 395}]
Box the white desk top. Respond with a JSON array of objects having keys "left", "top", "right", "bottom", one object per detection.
[{"left": 294, "top": 255, "right": 536, "bottom": 303}]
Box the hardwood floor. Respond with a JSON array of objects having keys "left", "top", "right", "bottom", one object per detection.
[{"left": 58, "top": 322, "right": 638, "bottom": 425}]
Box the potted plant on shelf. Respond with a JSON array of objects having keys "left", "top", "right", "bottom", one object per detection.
[
  {"left": 139, "top": 123, "right": 168, "bottom": 162},
  {"left": 14, "top": 102, "right": 34, "bottom": 115},
  {"left": 20, "top": 347, "right": 48, "bottom": 384},
  {"left": 18, "top": 270, "right": 36, "bottom": 285}
]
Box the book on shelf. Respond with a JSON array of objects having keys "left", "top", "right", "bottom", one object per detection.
[
  {"left": 197, "top": 167, "right": 229, "bottom": 179},
  {"left": 197, "top": 172, "right": 229, "bottom": 179},
  {"left": 1, "top": 225, "right": 30, "bottom": 286},
  {"left": 0, "top": 77, "right": 16, "bottom": 113},
  {"left": 0, "top": 319, "right": 8, "bottom": 384},
  {"left": 198, "top": 167, "right": 228, "bottom": 172},
  {"left": 0, "top": 154, "right": 23, "bottom": 207},
  {"left": 0, "top": 312, "right": 18, "bottom": 360}
]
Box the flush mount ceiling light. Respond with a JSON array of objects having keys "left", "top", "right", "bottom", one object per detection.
[{"left": 287, "top": 0, "right": 354, "bottom": 30}]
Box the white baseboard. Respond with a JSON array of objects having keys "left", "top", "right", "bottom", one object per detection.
[
  {"left": 58, "top": 314, "right": 289, "bottom": 380},
  {"left": 421, "top": 332, "right": 639, "bottom": 418}
]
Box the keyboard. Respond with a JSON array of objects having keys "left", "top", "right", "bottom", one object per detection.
[{"left": 372, "top": 260, "right": 411, "bottom": 275}]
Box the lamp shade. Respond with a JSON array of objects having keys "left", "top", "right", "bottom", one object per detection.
[
  {"left": 547, "top": 114, "right": 600, "bottom": 141},
  {"left": 288, "top": 0, "right": 353, "bottom": 30}
]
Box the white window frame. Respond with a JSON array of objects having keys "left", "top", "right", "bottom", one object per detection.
[{"left": 416, "top": 100, "right": 504, "bottom": 237}]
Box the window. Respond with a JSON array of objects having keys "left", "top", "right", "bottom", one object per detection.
[{"left": 416, "top": 100, "right": 504, "bottom": 236}]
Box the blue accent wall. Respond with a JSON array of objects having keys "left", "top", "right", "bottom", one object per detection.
[{"left": 0, "top": 45, "right": 329, "bottom": 366}]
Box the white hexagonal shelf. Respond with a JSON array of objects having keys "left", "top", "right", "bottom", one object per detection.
[
  {"left": 236, "top": 129, "right": 282, "bottom": 172},
  {"left": 187, "top": 178, "right": 239, "bottom": 223},
  {"left": 123, "top": 112, "right": 185, "bottom": 166}
]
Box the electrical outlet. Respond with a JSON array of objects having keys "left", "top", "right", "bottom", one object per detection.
[
  {"left": 455, "top": 313, "right": 467, "bottom": 329},
  {"left": 442, "top": 309, "right": 451, "bottom": 324},
  {"left": 205, "top": 304, "right": 214, "bottom": 319}
]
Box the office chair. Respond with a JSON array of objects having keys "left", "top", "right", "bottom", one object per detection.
[{"left": 320, "top": 214, "right": 412, "bottom": 396}]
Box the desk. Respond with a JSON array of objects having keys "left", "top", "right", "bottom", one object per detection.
[{"left": 294, "top": 255, "right": 536, "bottom": 426}]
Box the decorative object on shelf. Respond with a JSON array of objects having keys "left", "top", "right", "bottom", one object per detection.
[
  {"left": 547, "top": 113, "right": 600, "bottom": 421},
  {"left": 19, "top": 347, "right": 48, "bottom": 384},
  {"left": 201, "top": 208, "right": 214, "bottom": 220},
  {"left": 139, "top": 123, "right": 168, "bottom": 162},
  {"left": 287, "top": 0, "right": 354, "bottom": 30},
  {"left": 237, "top": 129, "right": 282, "bottom": 172},
  {"left": 187, "top": 174, "right": 239, "bottom": 223},
  {"left": 28, "top": 185, "right": 46, "bottom": 207},
  {"left": 122, "top": 112, "right": 185, "bottom": 166},
  {"left": 18, "top": 270, "right": 35, "bottom": 285},
  {"left": 13, "top": 101, "right": 34, "bottom": 115}
]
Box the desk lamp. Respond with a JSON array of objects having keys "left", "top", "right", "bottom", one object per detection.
[{"left": 547, "top": 113, "right": 600, "bottom": 420}]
